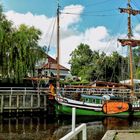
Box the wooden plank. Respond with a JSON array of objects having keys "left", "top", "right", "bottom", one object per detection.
[
  {"left": 38, "top": 94, "right": 40, "bottom": 108},
  {"left": 0, "top": 95, "right": 3, "bottom": 113},
  {"left": 17, "top": 95, "right": 19, "bottom": 112},
  {"left": 9, "top": 95, "right": 12, "bottom": 113},
  {"left": 31, "top": 95, "right": 33, "bottom": 112},
  {"left": 44, "top": 95, "right": 47, "bottom": 111}
]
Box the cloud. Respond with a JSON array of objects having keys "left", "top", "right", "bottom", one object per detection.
[
  {"left": 135, "top": 24, "right": 140, "bottom": 33},
  {"left": 4, "top": 5, "right": 119, "bottom": 69},
  {"left": 60, "top": 27, "right": 119, "bottom": 68},
  {"left": 60, "top": 35, "right": 83, "bottom": 68},
  {"left": 133, "top": 24, "right": 140, "bottom": 39},
  {"left": 5, "top": 11, "right": 50, "bottom": 30},
  {"left": 60, "top": 5, "right": 84, "bottom": 30},
  {"left": 5, "top": 10, "right": 55, "bottom": 46}
]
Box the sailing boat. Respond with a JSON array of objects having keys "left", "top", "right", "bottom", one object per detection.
[
  {"left": 55, "top": 0, "right": 140, "bottom": 116},
  {"left": 55, "top": 83, "right": 133, "bottom": 116}
]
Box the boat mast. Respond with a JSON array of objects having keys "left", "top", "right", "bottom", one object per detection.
[
  {"left": 118, "top": 0, "right": 140, "bottom": 96},
  {"left": 56, "top": 0, "right": 60, "bottom": 88},
  {"left": 128, "top": 0, "right": 133, "bottom": 95}
]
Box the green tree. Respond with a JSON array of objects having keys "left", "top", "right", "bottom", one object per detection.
[
  {"left": 0, "top": 6, "right": 47, "bottom": 83},
  {"left": 69, "top": 43, "right": 129, "bottom": 82},
  {"left": 69, "top": 43, "right": 93, "bottom": 79},
  {"left": 91, "top": 51, "right": 106, "bottom": 81},
  {"left": 105, "top": 52, "right": 128, "bottom": 82},
  {"left": 9, "top": 24, "right": 46, "bottom": 83},
  {"left": 133, "top": 47, "right": 140, "bottom": 79},
  {"left": 0, "top": 7, "right": 13, "bottom": 78}
]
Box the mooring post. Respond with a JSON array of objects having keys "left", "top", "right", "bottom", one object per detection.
[
  {"left": 9, "top": 95, "right": 12, "bottom": 113},
  {"left": 44, "top": 95, "right": 47, "bottom": 111},
  {"left": 72, "top": 107, "right": 76, "bottom": 132},
  {"left": 82, "top": 125, "right": 87, "bottom": 140},
  {"left": 31, "top": 94, "right": 33, "bottom": 112},
  {"left": 17, "top": 95, "right": 19, "bottom": 112},
  {"left": 60, "top": 107, "right": 87, "bottom": 140},
  {"left": 0, "top": 95, "right": 3, "bottom": 113}
]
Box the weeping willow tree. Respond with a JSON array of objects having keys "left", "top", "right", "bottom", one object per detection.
[
  {"left": 0, "top": 7, "right": 47, "bottom": 83},
  {"left": 0, "top": 6, "right": 14, "bottom": 80},
  {"left": 9, "top": 24, "right": 46, "bottom": 83}
]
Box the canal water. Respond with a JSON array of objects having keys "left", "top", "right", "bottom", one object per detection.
[{"left": 0, "top": 114, "right": 140, "bottom": 140}]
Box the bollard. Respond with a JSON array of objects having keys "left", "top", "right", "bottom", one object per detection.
[{"left": 72, "top": 107, "right": 76, "bottom": 132}]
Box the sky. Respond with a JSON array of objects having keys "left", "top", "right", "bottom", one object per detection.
[{"left": 1, "top": 0, "right": 140, "bottom": 68}]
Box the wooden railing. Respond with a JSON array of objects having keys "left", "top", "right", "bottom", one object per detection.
[
  {"left": 0, "top": 87, "right": 51, "bottom": 113},
  {"left": 0, "top": 87, "right": 140, "bottom": 113},
  {"left": 60, "top": 108, "right": 87, "bottom": 140}
]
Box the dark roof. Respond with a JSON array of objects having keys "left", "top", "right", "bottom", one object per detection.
[
  {"left": 42, "top": 63, "right": 69, "bottom": 71},
  {"left": 91, "top": 81, "right": 132, "bottom": 89}
]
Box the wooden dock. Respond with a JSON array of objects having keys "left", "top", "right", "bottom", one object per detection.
[
  {"left": 0, "top": 87, "right": 55, "bottom": 114},
  {"left": 102, "top": 130, "right": 140, "bottom": 140},
  {"left": 1, "top": 86, "right": 140, "bottom": 114}
]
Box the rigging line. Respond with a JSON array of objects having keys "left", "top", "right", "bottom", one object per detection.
[
  {"left": 121, "top": 46, "right": 124, "bottom": 81},
  {"left": 132, "top": 50, "right": 137, "bottom": 79},
  {"left": 43, "top": 17, "right": 56, "bottom": 53},
  {"left": 135, "top": 15, "right": 140, "bottom": 23},
  {"left": 42, "top": 10, "right": 56, "bottom": 39},
  {"left": 99, "top": 15, "right": 126, "bottom": 56},
  {"left": 131, "top": 1, "right": 140, "bottom": 26},
  {"left": 110, "top": 61, "right": 117, "bottom": 82},
  {"left": 127, "top": 2, "right": 140, "bottom": 36},
  {"left": 115, "top": 15, "right": 127, "bottom": 36},
  {"left": 135, "top": 16, "right": 140, "bottom": 31},
  {"left": 131, "top": 4, "right": 140, "bottom": 24},
  {"left": 61, "top": 12, "right": 120, "bottom": 17},
  {"left": 95, "top": 25, "right": 127, "bottom": 81},
  {"left": 47, "top": 17, "right": 56, "bottom": 53},
  {"left": 132, "top": 0, "right": 140, "bottom": 9},
  {"left": 121, "top": 47, "right": 129, "bottom": 81},
  {"left": 61, "top": 0, "right": 112, "bottom": 10},
  {"left": 131, "top": 1, "right": 140, "bottom": 29},
  {"left": 95, "top": 39, "right": 114, "bottom": 81},
  {"left": 84, "top": 8, "right": 118, "bottom": 14},
  {"left": 94, "top": 14, "right": 126, "bottom": 80},
  {"left": 106, "top": 15, "right": 126, "bottom": 52},
  {"left": 43, "top": 17, "right": 56, "bottom": 43}
]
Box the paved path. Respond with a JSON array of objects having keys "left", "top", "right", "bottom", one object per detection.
[
  {"left": 102, "top": 130, "right": 140, "bottom": 140},
  {"left": 116, "top": 132, "right": 140, "bottom": 140}
]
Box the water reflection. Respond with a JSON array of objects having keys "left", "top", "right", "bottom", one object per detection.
[
  {"left": 0, "top": 115, "right": 60, "bottom": 140},
  {"left": 0, "top": 115, "right": 140, "bottom": 140}
]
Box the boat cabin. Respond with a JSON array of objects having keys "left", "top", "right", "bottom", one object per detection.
[{"left": 81, "top": 94, "right": 103, "bottom": 104}]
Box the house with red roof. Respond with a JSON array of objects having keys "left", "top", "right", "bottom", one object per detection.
[{"left": 36, "top": 55, "right": 70, "bottom": 79}]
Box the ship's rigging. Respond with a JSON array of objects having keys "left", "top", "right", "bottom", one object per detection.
[{"left": 118, "top": 0, "right": 140, "bottom": 96}]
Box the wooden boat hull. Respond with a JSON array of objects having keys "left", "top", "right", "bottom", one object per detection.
[
  {"left": 55, "top": 102, "right": 131, "bottom": 116},
  {"left": 55, "top": 103, "right": 104, "bottom": 116},
  {"left": 55, "top": 95, "right": 140, "bottom": 117}
]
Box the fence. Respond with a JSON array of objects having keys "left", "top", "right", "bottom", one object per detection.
[
  {"left": 0, "top": 87, "right": 51, "bottom": 113},
  {"left": 1, "top": 86, "right": 140, "bottom": 113}
]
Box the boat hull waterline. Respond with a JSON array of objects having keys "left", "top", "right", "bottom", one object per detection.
[
  {"left": 56, "top": 103, "right": 132, "bottom": 116},
  {"left": 55, "top": 96, "right": 140, "bottom": 116}
]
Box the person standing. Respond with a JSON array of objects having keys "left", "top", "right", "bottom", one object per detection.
[{"left": 49, "top": 80, "right": 56, "bottom": 99}]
